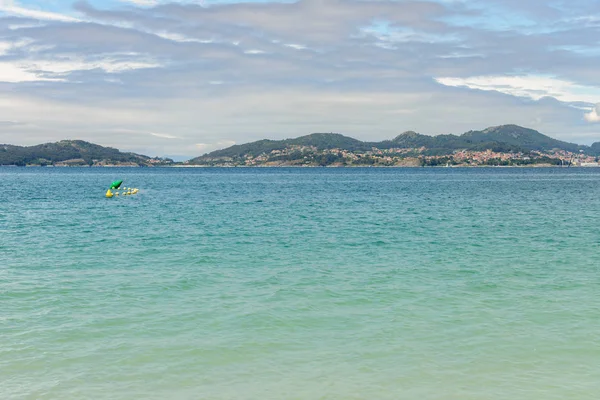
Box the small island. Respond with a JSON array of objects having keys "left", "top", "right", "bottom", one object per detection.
[{"left": 0, "top": 140, "right": 174, "bottom": 167}]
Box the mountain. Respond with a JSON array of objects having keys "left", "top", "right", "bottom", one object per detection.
[
  {"left": 201, "top": 133, "right": 373, "bottom": 159},
  {"left": 0, "top": 140, "right": 172, "bottom": 166},
  {"left": 2, "top": 125, "right": 596, "bottom": 167},
  {"left": 190, "top": 124, "right": 595, "bottom": 164},
  {"left": 391, "top": 131, "right": 437, "bottom": 147},
  {"left": 460, "top": 125, "right": 583, "bottom": 152},
  {"left": 390, "top": 131, "right": 471, "bottom": 152}
]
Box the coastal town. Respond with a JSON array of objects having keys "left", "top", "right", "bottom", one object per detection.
[
  {"left": 4, "top": 127, "right": 600, "bottom": 167},
  {"left": 190, "top": 145, "right": 600, "bottom": 167}
]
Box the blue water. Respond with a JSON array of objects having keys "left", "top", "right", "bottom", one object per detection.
[{"left": 2, "top": 167, "right": 600, "bottom": 399}]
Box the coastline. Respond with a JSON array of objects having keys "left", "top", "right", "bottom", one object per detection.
[{"left": 4, "top": 164, "right": 599, "bottom": 168}]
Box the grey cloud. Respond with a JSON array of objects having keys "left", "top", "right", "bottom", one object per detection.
[
  {"left": 77, "top": 0, "right": 450, "bottom": 44},
  {"left": 1, "top": 0, "right": 600, "bottom": 155},
  {"left": 0, "top": 120, "right": 24, "bottom": 126},
  {"left": 24, "top": 1, "right": 599, "bottom": 89}
]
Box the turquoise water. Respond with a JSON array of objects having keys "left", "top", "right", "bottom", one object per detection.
[{"left": 2, "top": 167, "right": 600, "bottom": 399}]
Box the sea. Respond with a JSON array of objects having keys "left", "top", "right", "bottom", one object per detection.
[{"left": 1, "top": 167, "right": 600, "bottom": 399}]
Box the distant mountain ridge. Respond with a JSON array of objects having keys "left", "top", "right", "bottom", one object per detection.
[
  {"left": 191, "top": 124, "right": 597, "bottom": 163},
  {"left": 0, "top": 140, "right": 171, "bottom": 166},
  {"left": 2, "top": 125, "right": 599, "bottom": 167}
]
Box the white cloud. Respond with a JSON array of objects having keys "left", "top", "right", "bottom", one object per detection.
[
  {"left": 150, "top": 132, "right": 179, "bottom": 139},
  {"left": 119, "top": 0, "right": 158, "bottom": 6},
  {"left": 244, "top": 49, "right": 266, "bottom": 55},
  {"left": 29, "top": 58, "right": 161, "bottom": 74},
  {"left": 436, "top": 75, "right": 600, "bottom": 104},
  {"left": 437, "top": 52, "right": 482, "bottom": 59},
  {"left": 584, "top": 104, "right": 600, "bottom": 123},
  {"left": 0, "top": 38, "right": 36, "bottom": 56},
  {"left": 8, "top": 23, "right": 43, "bottom": 30},
  {"left": 0, "top": 120, "right": 23, "bottom": 126},
  {"left": 0, "top": 62, "right": 64, "bottom": 82},
  {"left": 0, "top": 2, "right": 80, "bottom": 22},
  {"left": 285, "top": 44, "right": 307, "bottom": 50},
  {"left": 361, "top": 25, "right": 458, "bottom": 46},
  {"left": 0, "top": 42, "right": 11, "bottom": 56},
  {"left": 0, "top": 55, "right": 162, "bottom": 82},
  {"left": 153, "top": 31, "right": 209, "bottom": 43},
  {"left": 109, "top": 128, "right": 180, "bottom": 139}
]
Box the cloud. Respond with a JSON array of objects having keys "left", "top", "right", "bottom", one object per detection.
[
  {"left": 0, "top": 55, "right": 161, "bottom": 83},
  {"left": 0, "top": 62, "right": 64, "bottom": 82},
  {"left": 119, "top": 0, "right": 158, "bottom": 6},
  {"left": 3, "top": 0, "right": 600, "bottom": 155},
  {"left": 27, "top": 57, "right": 161, "bottom": 74},
  {"left": 153, "top": 31, "right": 208, "bottom": 43},
  {"left": 0, "top": 38, "right": 37, "bottom": 55},
  {"left": 436, "top": 75, "right": 600, "bottom": 105},
  {"left": 0, "top": 120, "right": 23, "bottom": 126},
  {"left": 584, "top": 104, "right": 600, "bottom": 123},
  {"left": 0, "top": 41, "right": 10, "bottom": 55},
  {"left": 0, "top": 1, "right": 80, "bottom": 22},
  {"left": 78, "top": 0, "right": 449, "bottom": 45},
  {"left": 150, "top": 132, "right": 179, "bottom": 139}
]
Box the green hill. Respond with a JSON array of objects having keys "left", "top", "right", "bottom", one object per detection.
[
  {"left": 288, "top": 133, "right": 370, "bottom": 151},
  {"left": 190, "top": 124, "right": 595, "bottom": 164},
  {"left": 460, "top": 125, "right": 583, "bottom": 152},
  {"left": 201, "top": 133, "right": 373, "bottom": 159},
  {"left": 0, "top": 140, "right": 168, "bottom": 166},
  {"left": 391, "top": 131, "right": 438, "bottom": 148}
]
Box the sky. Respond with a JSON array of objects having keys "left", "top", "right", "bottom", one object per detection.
[{"left": 1, "top": 0, "right": 600, "bottom": 158}]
